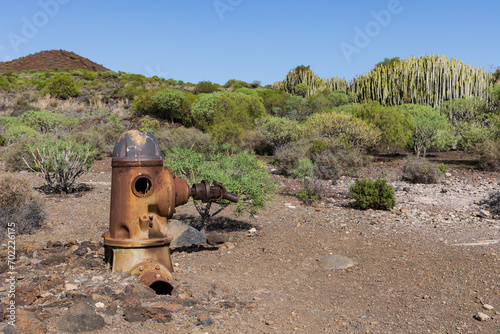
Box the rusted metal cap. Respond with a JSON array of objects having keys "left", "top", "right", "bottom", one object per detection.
[{"left": 112, "top": 130, "right": 162, "bottom": 162}]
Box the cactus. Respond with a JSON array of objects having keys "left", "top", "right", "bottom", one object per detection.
[{"left": 273, "top": 55, "right": 494, "bottom": 108}]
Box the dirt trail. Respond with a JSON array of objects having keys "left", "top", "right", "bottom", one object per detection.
[{"left": 1, "top": 155, "right": 499, "bottom": 333}]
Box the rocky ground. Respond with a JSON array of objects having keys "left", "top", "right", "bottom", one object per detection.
[{"left": 0, "top": 153, "right": 499, "bottom": 333}]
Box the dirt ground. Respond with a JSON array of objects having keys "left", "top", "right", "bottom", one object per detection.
[{"left": 1, "top": 152, "right": 499, "bottom": 333}]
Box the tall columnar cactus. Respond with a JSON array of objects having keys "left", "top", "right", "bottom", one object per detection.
[
  {"left": 271, "top": 65, "right": 327, "bottom": 97},
  {"left": 273, "top": 55, "right": 494, "bottom": 108}
]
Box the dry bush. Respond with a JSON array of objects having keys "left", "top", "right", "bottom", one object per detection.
[
  {"left": 298, "top": 178, "right": 328, "bottom": 203},
  {"left": 485, "top": 192, "right": 500, "bottom": 218},
  {"left": 274, "top": 139, "right": 312, "bottom": 176},
  {"left": 0, "top": 174, "right": 45, "bottom": 240},
  {"left": 34, "top": 94, "right": 59, "bottom": 110},
  {"left": 402, "top": 157, "right": 441, "bottom": 184},
  {"left": 0, "top": 174, "right": 38, "bottom": 207},
  {"left": 157, "top": 127, "right": 212, "bottom": 154},
  {"left": 475, "top": 139, "right": 500, "bottom": 171},
  {"left": 4, "top": 135, "right": 40, "bottom": 171}
]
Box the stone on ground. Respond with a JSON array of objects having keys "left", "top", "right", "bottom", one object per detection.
[
  {"left": 169, "top": 219, "right": 207, "bottom": 247},
  {"left": 56, "top": 300, "right": 105, "bottom": 333},
  {"left": 318, "top": 254, "right": 354, "bottom": 270}
]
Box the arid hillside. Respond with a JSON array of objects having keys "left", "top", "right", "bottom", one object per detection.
[{"left": 0, "top": 50, "right": 109, "bottom": 72}]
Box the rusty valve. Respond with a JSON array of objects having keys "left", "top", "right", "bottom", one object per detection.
[
  {"left": 190, "top": 180, "right": 239, "bottom": 203},
  {"left": 103, "top": 130, "right": 238, "bottom": 294}
]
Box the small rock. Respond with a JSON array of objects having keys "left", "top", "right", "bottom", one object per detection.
[
  {"left": 91, "top": 276, "right": 104, "bottom": 283},
  {"left": 318, "top": 254, "right": 354, "bottom": 270},
  {"left": 403, "top": 187, "right": 411, "bottom": 192},
  {"left": 65, "top": 283, "right": 79, "bottom": 291},
  {"left": 57, "top": 300, "right": 105, "bottom": 333},
  {"left": 474, "top": 312, "right": 490, "bottom": 321},
  {"left": 155, "top": 303, "right": 184, "bottom": 312},
  {"left": 222, "top": 242, "right": 235, "bottom": 250},
  {"left": 95, "top": 302, "right": 105, "bottom": 308},
  {"left": 483, "top": 304, "right": 494, "bottom": 310},
  {"left": 441, "top": 188, "right": 449, "bottom": 193},
  {"left": 46, "top": 240, "right": 63, "bottom": 248},
  {"left": 15, "top": 285, "right": 40, "bottom": 306},
  {"left": 248, "top": 228, "right": 257, "bottom": 234},
  {"left": 284, "top": 203, "right": 296, "bottom": 209},
  {"left": 169, "top": 220, "right": 207, "bottom": 247},
  {"left": 124, "top": 283, "right": 156, "bottom": 299},
  {"left": 123, "top": 305, "right": 150, "bottom": 322},
  {"left": 3, "top": 309, "right": 47, "bottom": 334},
  {"left": 73, "top": 245, "right": 88, "bottom": 256},
  {"left": 146, "top": 307, "right": 173, "bottom": 323},
  {"left": 244, "top": 303, "right": 258, "bottom": 309},
  {"left": 477, "top": 209, "right": 490, "bottom": 218},
  {"left": 206, "top": 231, "right": 226, "bottom": 245}
]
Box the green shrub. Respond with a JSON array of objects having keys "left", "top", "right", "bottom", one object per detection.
[
  {"left": 294, "top": 83, "right": 309, "bottom": 97},
  {"left": 139, "top": 118, "right": 161, "bottom": 134},
  {"left": 194, "top": 81, "right": 220, "bottom": 94},
  {"left": 402, "top": 157, "right": 441, "bottom": 184},
  {"left": 438, "top": 164, "right": 448, "bottom": 174},
  {"left": 26, "top": 137, "right": 95, "bottom": 193},
  {"left": 338, "top": 101, "right": 413, "bottom": 150},
  {"left": 113, "top": 84, "right": 145, "bottom": 100},
  {"left": 439, "top": 97, "right": 487, "bottom": 124},
  {"left": 164, "top": 148, "right": 278, "bottom": 231},
  {"left": 191, "top": 91, "right": 266, "bottom": 131},
  {"left": 257, "top": 89, "right": 291, "bottom": 116},
  {"left": 20, "top": 110, "right": 80, "bottom": 134},
  {"left": 132, "top": 90, "right": 157, "bottom": 115},
  {"left": 0, "top": 174, "right": 45, "bottom": 240},
  {"left": 44, "top": 74, "right": 80, "bottom": 99},
  {"left": 71, "top": 130, "right": 106, "bottom": 161},
  {"left": 256, "top": 116, "right": 300, "bottom": 154},
  {"left": 327, "top": 91, "right": 355, "bottom": 106},
  {"left": 453, "top": 122, "right": 493, "bottom": 151},
  {"left": 191, "top": 92, "right": 266, "bottom": 147},
  {"left": 439, "top": 98, "right": 491, "bottom": 150},
  {"left": 402, "top": 104, "right": 452, "bottom": 157},
  {"left": 350, "top": 178, "right": 396, "bottom": 210},
  {"left": 290, "top": 158, "right": 314, "bottom": 181},
  {"left": 285, "top": 95, "right": 310, "bottom": 121},
  {"left": 83, "top": 70, "right": 98, "bottom": 81},
  {"left": 152, "top": 88, "right": 186, "bottom": 122},
  {"left": 303, "top": 111, "right": 381, "bottom": 149},
  {"left": 475, "top": 139, "right": 500, "bottom": 171},
  {"left": 307, "top": 94, "right": 335, "bottom": 114},
  {"left": 3, "top": 124, "right": 38, "bottom": 145}
]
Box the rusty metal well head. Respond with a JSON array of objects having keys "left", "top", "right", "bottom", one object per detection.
[
  {"left": 104, "top": 130, "right": 239, "bottom": 294},
  {"left": 112, "top": 130, "right": 162, "bottom": 163}
]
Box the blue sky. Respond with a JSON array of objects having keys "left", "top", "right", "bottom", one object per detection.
[{"left": 0, "top": 0, "right": 498, "bottom": 85}]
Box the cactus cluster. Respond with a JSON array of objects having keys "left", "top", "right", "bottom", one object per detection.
[{"left": 273, "top": 55, "right": 493, "bottom": 107}]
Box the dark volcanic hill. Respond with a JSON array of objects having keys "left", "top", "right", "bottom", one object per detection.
[{"left": 0, "top": 50, "right": 109, "bottom": 72}]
